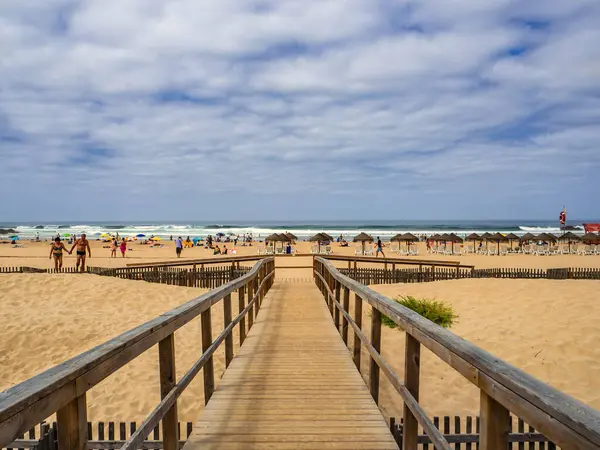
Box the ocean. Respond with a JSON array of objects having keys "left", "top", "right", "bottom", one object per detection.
[{"left": 0, "top": 220, "right": 586, "bottom": 240}]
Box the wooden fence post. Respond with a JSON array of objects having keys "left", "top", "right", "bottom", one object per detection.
[
  {"left": 56, "top": 393, "right": 88, "bottom": 450},
  {"left": 353, "top": 294, "right": 363, "bottom": 370},
  {"left": 480, "top": 390, "right": 509, "bottom": 450},
  {"left": 334, "top": 281, "right": 341, "bottom": 332},
  {"left": 223, "top": 294, "right": 233, "bottom": 368},
  {"left": 238, "top": 285, "right": 246, "bottom": 345},
  {"left": 342, "top": 287, "right": 350, "bottom": 345},
  {"left": 158, "top": 335, "right": 178, "bottom": 450},
  {"left": 402, "top": 333, "right": 421, "bottom": 450},
  {"left": 370, "top": 308, "right": 382, "bottom": 404},
  {"left": 201, "top": 308, "right": 215, "bottom": 404},
  {"left": 248, "top": 280, "right": 254, "bottom": 329}
]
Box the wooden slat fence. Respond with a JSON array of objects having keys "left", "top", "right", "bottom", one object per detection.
[
  {"left": 4, "top": 422, "right": 195, "bottom": 450},
  {"left": 87, "top": 265, "right": 252, "bottom": 288},
  {"left": 339, "top": 267, "right": 600, "bottom": 285},
  {"left": 1, "top": 265, "right": 252, "bottom": 289},
  {"left": 389, "top": 415, "right": 560, "bottom": 449}
]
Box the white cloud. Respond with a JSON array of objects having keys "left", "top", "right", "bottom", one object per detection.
[{"left": 0, "top": 0, "right": 599, "bottom": 220}]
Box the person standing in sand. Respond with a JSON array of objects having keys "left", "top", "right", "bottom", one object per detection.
[
  {"left": 120, "top": 239, "right": 127, "bottom": 258},
  {"left": 375, "top": 237, "right": 386, "bottom": 258},
  {"left": 110, "top": 238, "right": 117, "bottom": 258},
  {"left": 176, "top": 236, "right": 183, "bottom": 257},
  {"left": 49, "top": 237, "right": 68, "bottom": 270},
  {"left": 70, "top": 233, "right": 91, "bottom": 272}
]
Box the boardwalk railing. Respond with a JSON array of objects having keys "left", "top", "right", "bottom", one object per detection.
[
  {"left": 338, "top": 266, "right": 600, "bottom": 285},
  {"left": 313, "top": 256, "right": 600, "bottom": 450},
  {"left": 0, "top": 257, "right": 275, "bottom": 450}
]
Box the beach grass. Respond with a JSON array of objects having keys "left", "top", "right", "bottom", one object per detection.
[{"left": 382, "top": 295, "right": 458, "bottom": 329}]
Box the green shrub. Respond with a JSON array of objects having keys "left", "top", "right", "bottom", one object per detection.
[{"left": 382, "top": 295, "right": 458, "bottom": 329}]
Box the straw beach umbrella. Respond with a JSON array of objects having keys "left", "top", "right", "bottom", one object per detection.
[
  {"left": 480, "top": 232, "right": 493, "bottom": 251},
  {"left": 487, "top": 232, "right": 507, "bottom": 255},
  {"left": 582, "top": 233, "right": 600, "bottom": 244},
  {"left": 558, "top": 231, "right": 580, "bottom": 253},
  {"left": 520, "top": 232, "right": 535, "bottom": 242},
  {"left": 445, "top": 233, "right": 462, "bottom": 254},
  {"left": 466, "top": 233, "right": 480, "bottom": 252},
  {"left": 310, "top": 233, "right": 328, "bottom": 253},
  {"left": 505, "top": 233, "right": 520, "bottom": 249},
  {"left": 285, "top": 232, "right": 298, "bottom": 242},
  {"left": 353, "top": 232, "right": 374, "bottom": 254}
]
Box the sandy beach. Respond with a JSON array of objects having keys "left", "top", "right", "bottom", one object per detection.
[{"left": 1, "top": 240, "right": 600, "bottom": 425}]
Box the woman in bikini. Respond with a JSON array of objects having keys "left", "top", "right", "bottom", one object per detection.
[
  {"left": 120, "top": 239, "right": 127, "bottom": 258},
  {"left": 49, "top": 237, "right": 67, "bottom": 270},
  {"left": 110, "top": 238, "right": 117, "bottom": 258}
]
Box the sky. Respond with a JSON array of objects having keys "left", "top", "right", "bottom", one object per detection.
[{"left": 1, "top": 0, "right": 599, "bottom": 222}]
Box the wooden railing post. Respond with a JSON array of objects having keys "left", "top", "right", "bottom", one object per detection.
[
  {"left": 402, "top": 333, "right": 421, "bottom": 450},
  {"left": 238, "top": 285, "right": 246, "bottom": 345},
  {"left": 334, "top": 281, "right": 341, "bottom": 332},
  {"left": 353, "top": 293, "right": 363, "bottom": 370},
  {"left": 480, "top": 390, "right": 510, "bottom": 450},
  {"left": 342, "top": 287, "right": 350, "bottom": 345},
  {"left": 327, "top": 272, "right": 334, "bottom": 316},
  {"left": 223, "top": 294, "right": 233, "bottom": 367},
  {"left": 201, "top": 308, "right": 215, "bottom": 404},
  {"left": 253, "top": 274, "right": 259, "bottom": 319},
  {"left": 247, "top": 279, "right": 254, "bottom": 329},
  {"left": 158, "top": 335, "right": 178, "bottom": 450},
  {"left": 369, "top": 308, "right": 382, "bottom": 404},
  {"left": 56, "top": 393, "right": 88, "bottom": 450}
]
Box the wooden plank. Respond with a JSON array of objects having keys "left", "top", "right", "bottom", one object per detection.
[
  {"left": 402, "top": 333, "right": 420, "bottom": 450},
  {"left": 480, "top": 390, "right": 509, "bottom": 450},
  {"left": 158, "top": 335, "right": 178, "bottom": 450},
  {"left": 223, "top": 294, "right": 233, "bottom": 368},
  {"left": 369, "top": 308, "right": 382, "bottom": 405},
  {"left": 201, "top": 308, "right": 214, "bottom": 405},
  {"left": 238, "top": 286, "right": 246, "bottom": 346},
  {"left": 353, "top": 294, "right": 363, "bottom": 371},
  {"left": 56, "top": 394, "right": 87, "bottom": 450},
  {"left": 184, "top": 280, "right": 397, "bottom": 450},
  {"left": 342, "top": 287, "right": 350, "bottom": 345}
]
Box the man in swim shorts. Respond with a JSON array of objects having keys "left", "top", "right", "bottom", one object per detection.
[
  {"left": 375, "top": 236, "right": 386, "bottom": 258},
  {"left": 70, "top": 233, "right": 91, "bottom": 272}
]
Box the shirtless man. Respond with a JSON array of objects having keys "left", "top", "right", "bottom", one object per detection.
[{"left": 70, "top": 233, "right": 91, "bottom": 272}]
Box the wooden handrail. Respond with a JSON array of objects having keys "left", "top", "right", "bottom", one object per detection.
[
  {"left": 313, "top": 256, "right": 600, "bottom": 450},
  {"left": 0, "top": 258, "right": 275, "bottom": 450},
  {"left": 322, "top": 254, "right": 467, "bottom": 267},
  {"left": 125, "top": 255, "right": 264, "bottom": 268}
]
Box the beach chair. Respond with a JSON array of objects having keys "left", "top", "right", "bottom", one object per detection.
[
  {"left": 275, "top": 247, "right": 285, "bottom": 255},
  {"left": 364, "top": 248, "right": 374, "bottom": 256},
  {"left": 409, "top": 247, "right": 419, "bottom": 256},
  {"left": 311, "top": 245, "right": 319, "bottom": 254},
  {"left": 354, "top": 246, "right": 363, "bottom": 256}
]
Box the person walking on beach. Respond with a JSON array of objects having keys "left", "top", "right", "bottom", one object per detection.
[
  {"left": 70, "top": 233, "right": 91, "bottom": 272},
  {"left": 110, "top": 238, "right": 117, "bottom": 258},
  {"left": 375, "top": 237, "right": 386, "bottom": 258},
  {"left": 49, "top": 237, "right": 68, "bottom": 270},
  {"left": 120, "top": 239, "right": 127, "bottom": 258},
  {"left": 176, "top": 236, "right": 183, "bottom": 257}
]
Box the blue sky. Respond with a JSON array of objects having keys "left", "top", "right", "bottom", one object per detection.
[{"left": 1, "top": 0, "right": 599, "bottom": 222}]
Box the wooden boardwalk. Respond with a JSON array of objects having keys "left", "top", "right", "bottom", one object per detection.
[{"left": 184, "top": 280, "right": 398, "bottom": 449}]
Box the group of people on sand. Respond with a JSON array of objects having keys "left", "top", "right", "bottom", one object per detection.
[
  {"left": 49, "top": 234, "right": 91, "bottom": 272},
  {"left": 110, "top": 238, "right": 128, "bottom": 258}
]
